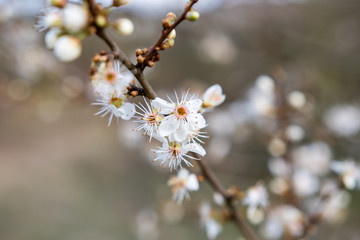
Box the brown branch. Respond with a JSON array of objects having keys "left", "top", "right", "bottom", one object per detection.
[
  {"left": 141, "top": 0, "right": 199, "bottom": 67},
  {"left": 85, "top": 1, "right": 259, "bottom": 239},
  {"left": 196, "top": 158, "right": 260, "bottom": 240},
  {"left": 85, "top": 0, "right": 157, "bottom": 99}
]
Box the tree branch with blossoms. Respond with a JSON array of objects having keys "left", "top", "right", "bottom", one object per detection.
[{"left": 35, "top": 0, "right": 360, "bottom": 240}]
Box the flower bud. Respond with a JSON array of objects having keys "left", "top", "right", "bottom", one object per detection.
[
  {"left": 186, "top": 11, "right": 200, "bottom": 21},
  {"left": 62, "top": 4, "right": 88, "bottom": 32},
  {"left": 166, "top": 12, "right": 177, "bottom": 24},
  {"left": 51, "top": 0, "right": 67, "bottom": 8},
  {"left": 113, "top": 18, "right": 134, "bottom": 36},
  {"left": 96, "top": 15, "right": 107, "bottom": 28},
  {"left": 54, "top": 36, "right": 82, "bottom": 62},
  {"left": 167, "top": 29, "right": 176, "bottom": 39},
  {"left": 113, "top": 0, "right": 129, "bottom": 7},
  {"left": 160, "top": 39, "right": 175, "bottom": 50}
]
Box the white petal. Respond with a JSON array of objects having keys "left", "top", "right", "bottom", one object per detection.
[
  {"left": 173, "top": 120, "right": 189, "bottom": 142},
  {"left": 158, "top": 115, "right": 178, "bottom": 137},
  {"left": 177, "top": 169, "right": 190, "bottom": 179},
  {"left": 183, "top": 143, "right": 206, "bottom": 156},
  {"left": 186, "top": 174, "right": 199, "bottom": 191},
  {"left": 151, "top": 97, "right": 174, "bottom": 114},
  {"left": 118, "top": 102, "right": 135, "bottom": 120},
  {"left": 187, "top": 113, "right": 206, "bottom": 130},
  {"left": 186, "top": 99, "right": 203, "bottom": 112}
]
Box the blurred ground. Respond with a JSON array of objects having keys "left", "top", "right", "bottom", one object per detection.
[{"left": 0, "top": 0, "right": 360, "bottom": 239}]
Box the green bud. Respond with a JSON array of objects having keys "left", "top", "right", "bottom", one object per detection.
[{"left": 186, "top": 11, "right": 200, "bottom": 21}]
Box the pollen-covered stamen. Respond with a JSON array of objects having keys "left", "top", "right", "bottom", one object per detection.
[
  {"left": 169, "top": 142, "right": 182, "bottom": 156},
  {"left": 105, "top": 69, "right": 117, "bottom": 84},
  {"left": 175, "top": 105, "right": 188, "bottom": 120},
  {"left": 145, "top": 113, "right": 160, "bottom": 126},
  {"left": 110, "top": 97, "right": 123, "bottom": 108}
]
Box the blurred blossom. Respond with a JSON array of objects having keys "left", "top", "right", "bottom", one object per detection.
[
  {"left": 267, "top": 138, "right": 287, "bottom": 157},
  {"left": 7, "top": 79, "right": 31, "bottom": 101},
  {"left": 167, "top": 169, "right": 199, "bottom": 204},
  {"left": 243, "top": 183, "right": 268, "bottom": 224},
  {"left": 268, "top": 158, "right": 291, "bottom": 177},
  {"left": 208, "top": 137, "right": 231, "bottom": 161},
  {"left": 54, "top": 35, "right": 82, "bottom": 62},
  {"left": 261, "top": 205, "right": 306, "bottom": 240},
  {"left": 292, "top": 142, "right": 331, "bottom": 176},
  {"left": 163, "top": 201, "right": 184, "bottom": 224},
  {"left": 269, "top": 177, "right": 289, "bottom": 195},
  {"left": 199, "top": 203, "right": 222, "bottom": 240},
  {"left": 324, "top": 105, "right": 360, "bottom": 137},
  {"left": 287, "top": 91, "right": 306, "bottom": 109},
  {"left": 61, "top": 75, "right": 85, "bottom": 98},
  {"left": 285, "top": 124, "right": 305, "bottom": 142},
  {"left": 213, "top": 192, "right": 225, "bottom": 206},
  {"left": 322, "top": 190, "right": 351, "bottom": 223},
  {"left": 255, "top": 75, "right": 275, "bottom": 93},
  {"left": 331, "top": 159, "right": 360, "bottom": 190},
  {"left": 136, "top": 208, "right": 159, "bottom": 240},
  {"left": 198, "top": 32, "right": 236, "bottom": 65},
  {"left": 37, "top": 99, "right": 63, "bottom": 123},
  {"left": 208, "top": 110, "right": 236, "bottom": 137},
  {"left": 292, "top": 169, "right": 319, "bottom": 197}
]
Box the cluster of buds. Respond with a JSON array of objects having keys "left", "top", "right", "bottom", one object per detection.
[{"left": 135, "top": 47, "right": 160, "bottom": 67}]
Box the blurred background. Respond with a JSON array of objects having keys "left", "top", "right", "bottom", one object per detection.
[{"left": 0, "top": 0, "right": 360, "bottom": 239}]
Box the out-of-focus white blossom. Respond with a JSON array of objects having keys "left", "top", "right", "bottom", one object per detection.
[
  {"left": 255, "top": 75, "right": 275, "bottom": 93},
  {"left": 268, "top": 158, "right": 291, "bottom": 177},
  {"left": 243, "top": 183, "right": 268, "bottom": 224},
  {"left": 45, "top": 28, "right": 60, "bottom": 49},
  {"left": 331, "top": 159, "right": 360, "bottom": 190},
  {"left": 287, "top": 91, "right": 306, "bottom": 109},
  {"left": 292, "top": 141, "right": 331, "bottom": 176},
  {"left": 285, "top": 124, "right": 305, "bottom": 142},
  {"left": 202, "top": 84, "right": 226, "bottom": 110},
  {"left": 269, "top": 177, "right": 290, "bottom": 195},
  {"left": 113, "top": 18, "right": 134, "bottom": 36},
  {"left": 268, "top": 138, "right": 287, "bottom": 157},
  {"left": 136, "top": 208, "right": 159, "bottom": 240},
  {"left": 34, "top": 7, "right": 62, "bottom": 32},
  {"left": 262, "top": 205, "right": 306, "bottom": 240},
  {"left": 62, "top": 3, "right": 88, "bottom": 32},
  {"left": 93, "top": 94, "right": 135, "bottom": 126},
  {"left": 53, "top": 35, "right": 81, "bottom": 62},
  {"left": 324, "top": 105, "right": 360, "bottom": 137},
  {"left": 167, "top": 169, "right": 199, "bottom": 204},
  {"left": 248, "top": 75, "right": 276, "bottom": 117},
  {"left": 292, "top": 169, "right": 319, "bottom": 197},
  {"left": 199, "top": 203, "right": 223, "bottom": 240},
  {"left": 213, "top": 192, "right": 225, "bottom": 206},
  {"left": 152, "top": 137, "right": 206, "bottom": 171},
  {"left": 152, "top": 93, "right": 206, "bottom": 142}
]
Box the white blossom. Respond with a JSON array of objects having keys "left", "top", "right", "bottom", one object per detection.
[
  {"left": 243, "top": 183, "right": 268, "bottom": 223},
  {"left": 292, "top": 169, "right": 319, "bottom": 197},
  {"left": 152, "top": 137, "right": 206, "bottom": 171},
  {"left": 134, "top": 99, "right": 162, "bottom": 142},
  {"left": 34, "top": 7, "right": 62, "bottom": 32},
  {"left": 167, "top": 169, "right": 199, "bottom": 204},
  {"left": 331, "top": 159, "right": 360, "bottom": 190},
  {"left": 93, "top": 94, "right": 135, "bottom": 126},
  {"left": 202, "top": 84, "right": 226, "bottom": 110},
  {"left": 324, "top": 104, "right": 360, "bottom": 137},
  {"left": 62, "top": 3, "right": 88, "bottom": 32},
  {"left": 45, "top": 28, "right": 60, "bottom": 50},
  {"left": 199, "top": 203, "right": 223, "bottom": 240},
  {"left": 152, "top": 92, "right": 206, "bottom": 142},
  {"left": 53, "top": 35, "right": 82, "bottom": 62},
  {"left": 113, "top": 18, "right": 134, "bottom": 36}
]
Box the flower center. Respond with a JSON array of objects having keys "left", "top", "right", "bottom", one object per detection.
[
  {"left": 169, "top": 142, "right": 181, "bottom": 156},
  {"left": 146, "top": 113, "right": 158, "bottom": 125},
  {"left": 175, "top": 105, "right": 188, "bottom": 119},
  {"left": 106, "top": 70, "right": 117, "bottom": 84},
  {"left": 110, "top": 97, "right": 123, "bottom": 108}
]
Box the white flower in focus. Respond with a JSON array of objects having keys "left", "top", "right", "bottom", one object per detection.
[
  {"left": 324, "top": 105, "right": 360, "bottom": 137},
  {"left": 243, "top": 183, "right": 268, "bottom": 224},
  {"left": 331, "top": 159, "right": 360, "bottom": 190},
  {"left": 45, "top": 28, "right": 60, "bottom": 50},
  {"left": 152, "top": 137, "right": 206, "bottom": 171},
  {"left": 113, "top": 18, "right": 134, "bottom": 36},
  {"left": 134, "top": 99, "right": 162, "bottom": 142},
  {"left": 292, "top": 142, "right": 331, "bottom": 176},
  {"left": 93, "top": 94, "right": 135, "bottom": 126},
  {"left": 199, "top": 203, "right": 223, "bottom": 240},
  {"left": 167, "top": 169, "right": 199, "bottom": 204},
  {"left": 152, "top": 93, "right": 206, "bottom": 142},
  {"left": 202, "top": 84, "right": 226, "bottom": 110},
  {"left": 62, "top": 3, "right": 88, "bottom": 32},
  {"left": 54, "top": 35, "right": 81, "bottom": 62},
  {"left": 34, "top": 7, "right": 62, "bottom": 32}
]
